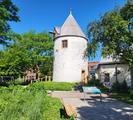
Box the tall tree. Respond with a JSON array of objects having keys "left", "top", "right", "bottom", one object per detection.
[
  {"left": 88, "top": 0, "right": 133, "bottom": 88},
  {"left": 0, "top": 31, "right": 53, "bottom": 78},
  {"left": 0, "top": 0, "right": 20, "bottom": 44}
]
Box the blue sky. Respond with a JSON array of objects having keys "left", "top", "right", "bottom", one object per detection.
[{"left": 9, "top": 0, "right": 125, "bottom": 61}]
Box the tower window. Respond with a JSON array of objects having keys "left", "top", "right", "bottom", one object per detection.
[{"left": 62, "top": 40, "right": 68, "bottom": 48}]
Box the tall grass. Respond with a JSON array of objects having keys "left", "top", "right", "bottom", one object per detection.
[{"left": 0, "top": 85, "right": 63, "bottom": 120}]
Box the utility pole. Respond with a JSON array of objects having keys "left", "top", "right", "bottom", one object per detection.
[
  {"left": 114, "top": 55, "right": 118, "bottom": 82},
  {"left": 115, "top": 63, "right": 118, "bottom": 82}
]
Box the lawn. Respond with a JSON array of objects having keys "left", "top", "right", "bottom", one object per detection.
[
  {"left": 31, "top": 81, "right": 74, "bottom": 91},
  {"left": 0, "top": 82, "right": 74, "bottom": 120},
  {"left": 0, "top": 80, "right": 74, "bottom": 91},
  {"left": 110, "top": 93, "right": 133, "bottom": 105}
]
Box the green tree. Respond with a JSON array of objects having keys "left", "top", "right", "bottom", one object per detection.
[
  {"left": 88, "top": 0, "right": 133, "bottom": 88},
  {"left": 0, "top": 0, "right": 20, "bottom": 44},
  {"left": 0, "top": 31, "right": 53, "bottom": 78}
]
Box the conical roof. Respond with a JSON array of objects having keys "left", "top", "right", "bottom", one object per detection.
[{"left": 60, "top": 13, "right": 86, "bottom": 37}]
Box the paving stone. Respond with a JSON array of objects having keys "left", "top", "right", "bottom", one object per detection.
[{"left": 52, "top": 91, "right": 133, "bottom": 120}]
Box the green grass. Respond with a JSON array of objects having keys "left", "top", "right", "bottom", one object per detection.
[
  {"left": 30, "top": 82, "right": 74, "bottom": 91},
  {"left": 0, "top": 82, "right": 75, "bottom": 120},
  {"left": 0, "top": 81, "right": 74, "bottom": 91},
  {"left": 110, "top": 93, "right": 133, "bottom": 105},
  {"left": 0, "top": 85, "right": 64, "bottom": 120}
]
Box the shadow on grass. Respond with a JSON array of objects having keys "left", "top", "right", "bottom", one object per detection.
[{"left": 0, "top": 81, "right": 30, "bottom": 87}]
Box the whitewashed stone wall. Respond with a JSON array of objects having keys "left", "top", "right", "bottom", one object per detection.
[{"left": 53, "top": 36, "right": 88, "bottom": 82}]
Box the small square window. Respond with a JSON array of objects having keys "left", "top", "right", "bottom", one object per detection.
[{"left": 62, "top": 40, "right": 68, "bottom": 48}]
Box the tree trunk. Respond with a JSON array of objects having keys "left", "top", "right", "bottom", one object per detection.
[
  {"left": 35, "top": 64, "right": 40, "bottom": 80},
  {"left": 131, "top": 67, "right": 133, "bottom": 89}
]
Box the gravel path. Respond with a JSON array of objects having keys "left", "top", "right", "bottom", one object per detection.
[{"left": 52, "top": 91, "right": 133, "bottom": 120}]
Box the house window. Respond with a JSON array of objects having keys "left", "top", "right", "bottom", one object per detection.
[{"left": 62, "top": 40, "right": 68, "bottom": 48}]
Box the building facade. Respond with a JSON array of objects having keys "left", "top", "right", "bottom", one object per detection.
[
  {"left": 53, "top": 13, "right": 88, "bottom": 83},
  {"left": 95, "top": 56, "right": 131, "bottom": 86},
  {"left": 88, "top": 62, "right": 99, "bottom": 80}
]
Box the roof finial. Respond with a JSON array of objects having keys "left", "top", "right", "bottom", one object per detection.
[{"left": 70, "top": 8, "right": 72, "bottom": 15}]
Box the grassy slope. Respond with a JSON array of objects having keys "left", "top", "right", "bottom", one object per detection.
[
  {"left": 28, "top": 81, "right": 74, "bottom": 91},
  {"left": 41, "top": 82, "right": 74, "bottom": 91}
]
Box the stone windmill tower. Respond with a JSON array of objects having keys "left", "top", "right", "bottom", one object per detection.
[{"left": 53, "top": 12, "right": 88, "bottom": 83}]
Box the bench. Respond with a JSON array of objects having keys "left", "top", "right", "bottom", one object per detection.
[
  {"left": 61, "top": 99, "right": 77, "bottom": 119},
  {"left": 82, "top": 87, "right": 102, "bottom": 102}
]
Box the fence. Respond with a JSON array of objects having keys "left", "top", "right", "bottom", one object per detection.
[{"left": 40, "top": 76, "right": 52, "bottom": 81}]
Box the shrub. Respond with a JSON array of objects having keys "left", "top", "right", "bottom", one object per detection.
[
  {"left": 86, "top": 79, "right": 103, "bottom": 87},
  {"left": 130, "top": 90, "right": 133, "bottom": 99},
  {"left": 0, "top": 79, "right": 29, "bottom": 87},
  {"left": 111, "top": 80, "right": 121, "bottom": 92},
  {"left": 111, "top": 80, "right": 129, "bottom": 93},
  {"left": 86, "top": 80, "right": 109, "bottom": 92},
  {"left": 120, "top": 80, "right": 129, "bottom": 93}
]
